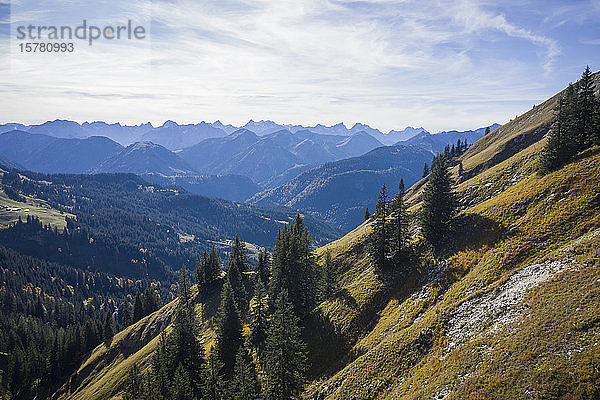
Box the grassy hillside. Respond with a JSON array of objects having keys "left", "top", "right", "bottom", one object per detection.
[{"left": 56, "top": 75, "right": 600, "bottom": 400}]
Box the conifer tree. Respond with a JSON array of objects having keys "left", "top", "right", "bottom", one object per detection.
[
  {"left": 206, "top": 245, "right": 221, "bottom": 283},
  {"left": 121, "top": 301, "right": 133, "bottom": 329},
  {"left": 420, "top": 156, "right": 456, "bottom": 254},
  {"left": 124, "top": 364, "right": 143, "bottom": 400},
  {"left": 205, "top": 347, "right": 224, "bottom": 400},
  {"left": 229, "top": 345, "right": 260, "bottom": 400},
  {"left": 214, "top": 280, "right": 243, "bottom": 381},
  {"left": 368, "top": 184, "right": 389, "bottom": 270},
  {"left": 263, "top": 290, "right": 307, "bottom": 400},
  {"left": 578, "top": 66, "right": 596, "bottom": 148},
  {"left": 228, "top": 235, "right": 248, "bottom": 313},
  {"left": 485, "top": 126, "right": 490, "bottom": 135},
  {"left": 458, "top": 161, "right": 464, "bottom": 178},
  {"left": 103, "top": 308, "right": 114, "bottom": 345},
  {"left": 248, "top": 276, "right": 268, "bottom": 353},
  {"left": 172, "top": 363, "right": 194, "bottom": 400},
  {"left": 422, "top": 162, "right": 429, "bottom": 177},
  {"left": 389, "top": 179, "right": 409, "bottom": 265},
  {"left": 195, "top": 252, "right": 207, "bottom": 296},
  {"left": 150, "top": 331, "right": 172, "bottom": 400},
  {"left": 319, "top": 251, "right": 339, "bottom": 301},
  {"left": 364, "top": 207, "right": 371, "bottom": 221},
  {"left": 170, "top": 265, "right": 205, "bottom": 398},
  {"left": 133, "top": 290, "right": 144, "bottom": 323},
  {"left": 539, "top": 85, "right": 578, "bottom": 174},
  {"left": 268, "top": 214, "right": 316, "bottom": 317},
  {"left": 255, "top": 248, "right": 270, "bottom": 287}
]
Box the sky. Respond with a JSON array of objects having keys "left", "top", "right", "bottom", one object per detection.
[{"left": 0, "top": 0, "right": 599, "bottom": 133}]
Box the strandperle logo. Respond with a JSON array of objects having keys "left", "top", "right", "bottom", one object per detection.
[{"left": 15, "top": 20, "right": 147, "bottom": 45}]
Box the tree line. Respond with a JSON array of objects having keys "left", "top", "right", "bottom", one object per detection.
[
  {"left": 540, "top": 66, "right": 600, "bottom": 174},
  {"left": 125, "top": 215, "right": 338, "bottom": 400}
]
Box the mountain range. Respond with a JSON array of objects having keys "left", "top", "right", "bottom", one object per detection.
[{"left": 28, "top": 71, "right": 600, "bottom": 400}]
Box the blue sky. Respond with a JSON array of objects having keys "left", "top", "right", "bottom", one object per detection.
[{"left": 0, "top": 0, "right": 599, "bottom": 132}]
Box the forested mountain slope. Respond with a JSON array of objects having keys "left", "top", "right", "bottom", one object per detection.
[{"left": 39, "top": 70, "right": 600, "bottom": 400}]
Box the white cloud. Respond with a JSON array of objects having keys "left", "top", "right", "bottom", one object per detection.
[{"left": 0, "top": 0, "right": 583, "bottom": 132}]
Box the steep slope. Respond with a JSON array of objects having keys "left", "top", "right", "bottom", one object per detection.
[
  {"left": 93, "top": 141, "right": 197, "bottom": 176},
  {"left": 50, "top": 74, "right": 600, "bottom": 400},
  {"left": 399, "top": 123, "right": 501, "bottom": 153},
  {"left": 301, "top": 74, "right": 600, "bottom": 399},
  {"left": 250, "top": 145, "right": 433, "bottom": 231}
]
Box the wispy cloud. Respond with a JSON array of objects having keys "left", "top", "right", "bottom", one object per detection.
[{"left": 0, "top": 0, "right": 597, "bottom": 132}]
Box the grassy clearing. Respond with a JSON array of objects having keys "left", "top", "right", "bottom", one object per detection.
[{"left": 0, "top": 188, "right": 73, "bottom": 229}]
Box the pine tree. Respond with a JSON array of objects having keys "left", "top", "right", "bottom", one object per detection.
[
  {"left": 124, "top": 364, "right": 143, "bottom": 400},
  {"left": 255, "top": 248, "right": 270, "bottom": 287},
  {"left": 133, "top": 290, "right": 144, "bottom": 323},
  {"left": 485, "top": 126, "right": 490, "bottom": 135},
  {"left": 103, "top": 309, "right": 115, "bottom": 345},
  {"left": 422, "top": 162, "right": 429, "bottom": 177},
  {"left": 206, "top": 245, "right": 221, "bottom": 283},
  {"left": 229, "top": 345, "right": 260, "bottom": 400},
  {"left": 262, "top": 290, "right": 307, "bottom": 400},
  {"left": 458, "top": 161, "right": 464, "bottom": 179},
  {"left": 150, "top": 331, "right": 172, "bottom": 400},
  {"left": 368, "top": 184, "right": 389, "bottom": 270},
  {"left": 172, "top": 363, "right": 194, "bottom": 400},
  {"left": 420, "top": 155, "right": 457, "bottom": 254},
  {"left": 214, "top": 280, "right": 243, "bottom": 381},
  {"left": 268, "top": 214, "right": 316, "bottom": 317},
  {"left": 539, "top": 85, "right": 578, "bottom": 174},
  {"left": 195, "top": 252, "right": 207, "bottom": 297},
  {"left": 319, "top": 251, "right": 339, "bottom": 301},
  {"left": 121, "top": 301, "right": 133, "bottom": 329},
  {"left": 170, "top": 265, "right": 205, "bottom": 398},
  {"left": 389, "top": 179, "right": 409, "bottom": 266},
  {"left": 248, "top": 276, "right": 268, "bottom": 352},
  {"left": 578, "top": 66, "right": 596, "bottom": 148},
  {"left": 205, "top": 347, "right": 224, "bottom": 400},
  {"left": 228, "top": 235, "right": 248, "bottom": 313},
  {"left": 364, "top": 207, "right": 371, "bottom": 221}
]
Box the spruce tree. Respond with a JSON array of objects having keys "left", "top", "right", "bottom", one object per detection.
[
  {"left": 248, "top": 276, "right": 268, "bottom": 353},
  {"left": 485, "top": 126, "right": 490, "bottom": 135},
  {"left": 255, "top": 248, "right": 270, "bottom": 287},
  {"left": 268, "top": 214, "right": 316, "bottom": 317},
  {"left": 263, "top": 290, "right": 307, "bottom": 400},
  {"left": 319, "top": 251, "right": 340, "bottom": 301},
  {"left": 389, "top": 179, "right": 409, "bottom": 266},
  {"left": 103, "top": 309, "right": 114, "bottom": 345},
  {"left": 578, "top": 66, "right": 596, "bottom": 148},
  {"left": 539, "top": 85, "right": 578, "bottom": 174},
  {"left": 170, "top": 265, "right": 205, "bottom": 398},
  {"left": 121, "top": 301, "right": 133, "bottom": 329},
  {"left": 150, "top": 331, "right": 172, "bottom": 400},
  {"left": 206, "top": 245, "right": 221, "bottom": 283},
  {"left": 133, "top": 290, "right": 144, "bottom": 323},
  {"left": 229, "top": 345, "right": 260, "bottom": 400},
  {"left": 172, "top": 363, "right": 194, "bottom": 400},
  {"left": 205, "top": 347, "right": 224, "bottom": 400},
  {"left": 368, "top": 184, "right": 389, "bottom": 270},
  {"left": 124, "top": 364, "right": 143, "bottom": 400},
  {"left": 228, "top": 235, "right": 248, "bottom": 313},
  {"left": 420, "top": 155, "right": 457, "bottom": 254},
  {"left": 422, "top": 162, "right": 429, "bottom": 177},
  {"left": 458, "top": 161, "right": 464, "bottom": 178},
  {"left": 364, "top": 207, "right": 371, "bottom": 221},
  {"left": 214, "top": 280, "right": 243, "bottom": 381},
  {"left": 195, "top": 252, "right": 207, "bottom": 296}
]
